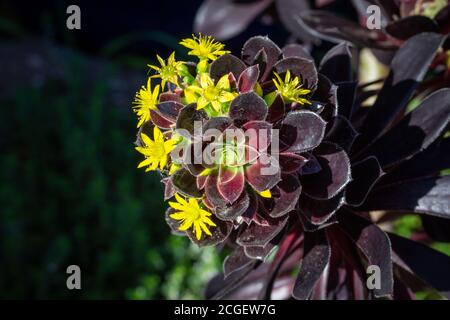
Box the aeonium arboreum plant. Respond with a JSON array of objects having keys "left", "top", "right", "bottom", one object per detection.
[{"left": 132, "top": 33, "right": 450, "bottom": 300}]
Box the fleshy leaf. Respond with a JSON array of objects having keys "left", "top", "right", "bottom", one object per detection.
[
  {"left": 237, "top": 216, "right": 288, "bottom": 247},
  {"left": 319, "top": 43, "right": 353, "bottom": 84},
  {"left": 210, "top": 54, "right": 246, "bottom": 82},
  {"left": 217, "top": 166, "right": 245, "bottom": 204},
  {"left": 266, "top": 94, "right": 285, "bottom": 123},
  {"left": 358, "top": 88, "right": 450, "bottom": 168},
  {"left": 176, "top": 103, "right": 208, "bottom": 136},
  {"left": 275, "top": 0, "right": 314, "bottom": 42},
  {"left": 279, "top": 152, "right": 308, "bottom": 173},
  {"left": 238, "top": 64, "right": 260, "bottom": 93},
  {"left": 186, "top": 217, "right": 233, "bottom": 247},
  {"left": 354, "top": 32, "right": 444, "bottom": 151},
  {"left": 360, "top": 176, "right": 450, "bottom": 218},
  {"left": 280, "top": 110, "right": 327, "bottom": 153},
  {"left": 165, "top": 208, "right": 185, "bottom": 236},
  {"left": 282, "top": 43, "right": 313, "bottom": 61},
  {"left": 385, "top": 16, "right": 438, "bottom": 40},
  {"left": 155, "top": 101, "right": 183, "bottom": 122},
  {"left": 325, "top": 115, "right": 359, "bottom": 151},
  {"left": 345, "top": 156, "right": 384, "bottom": 207},
  {"left": 171, "top": 168, "right": 203, "bottom": 198},
  {"left": 301, "top": 142, "right": 351, "bottom": 200},
  {"left": 274, "top": 57, "right": 318, "bottom": 91},
  {"left": 242, "top": 120, "right": 272, "bottom": 152},
  {"left": 246, "top": 155, "right": 281, "bottom": 192},
  {"left": 299, "top": 191, "right": 345, "bottom": 225},
  {"left": 389, "top": 233, "right": 450, "bottom": 298},
  {"left": 339, "top": 211, "right": 393, "bottom": 298},
  {"left": 229, "top": 92, "right": 268, "bottom": 125},
  {"left": 267, "top": 174, "right": 302, "bottom": 218},
  {"left": 216, "top": 190, "right": 250, "bottom": 221},
  {"left": 223, "top": 246, "right": 254, "bottom": 279},
  {"left": 292, "top": 229, "right": 331, "bottom": 300},
  {"left": 149, "top": 110, "right": 173, "bottom": 129},
  {"left": 241, "top": 36, "right": 282, "bottom": 80}
]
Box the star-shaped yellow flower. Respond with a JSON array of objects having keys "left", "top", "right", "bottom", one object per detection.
[
  {"left": 133, "top": 79, "right": 160, "bottom": 128},
  {"left": 273, "top": 70, "right": 311, "bottom": 106},
  {"left": 136, "top": 126, "right": 178, "bottom": 171},
  {"left": 180, "top": 34, "right": 229, "bottom": 61},
  {"left": 185, "top": 73, "right": 237, "bottom": 112},
  {"left": 148, "top": 52, "right": 184, "bottom": 89},
  {"left": 169, "top": 194, "right": 216, "bottom": 240}
]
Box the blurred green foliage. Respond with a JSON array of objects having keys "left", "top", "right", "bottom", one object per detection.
[{"left": 0, "top": 55, "right": 220, "bottom": 299}]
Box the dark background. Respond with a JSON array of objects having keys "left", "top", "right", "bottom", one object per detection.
[
  {"left": 0, "top": 0, "right": 293, "bottom": 299},
  {"left": 0, "top": 0, "right": 443, "bottom": 299}
]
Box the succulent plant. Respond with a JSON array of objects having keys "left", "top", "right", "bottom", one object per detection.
[{"left": 132, "top": 33, "right": 450, "bottom": 300}]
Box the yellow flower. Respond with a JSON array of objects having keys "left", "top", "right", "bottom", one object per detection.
[
  {"left": 180, "top": 34, "right": 230, "bottom": 61},
  {"left": 185, "top": 73, "right": 237, "bottom": 112},
  {"left": 169, "top": 194, "right": 217, "bottom": 240},
  {"left": 258, "top": 189, "right": 272, "bottom": 198},
  {"left": 273, "top": 70, "right": 311, "bottom": 105},
  {"left": 136, "top": 126, "right": 178, "bottom": 171},
  {"left": 148, "top": 52, "right": 184, "bottom": 89},
  {"left": 133, "top": 79, "right": 160, "bottom": 128}
]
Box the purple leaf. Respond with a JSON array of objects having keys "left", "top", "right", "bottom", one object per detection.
[
  {"left": 280, "top": 110, "right": 327, "bottom": 153},
  {"left": 205, "top": 174, "right": 228, "bottom": 208},
  {"left": 274, "top": 57, "right": 318, "bottom": 91},
  {"left": 223, "top": 246, "right": 254, "bottom": 279},
  {"left": 217, "top": 166, "right": 245, "bottom": 204},
  {"left": 268, "top": 174, "right": 302, "bottom": 218},
  {"left": 244, "top": 242, "right": 277, "bottom": 260},
  {"left": 282, "top": 43, "right": 313, "bottom": 61},
  {"left": 298, "top": 10, "right": 393, "bottom": 49},
  {"left": 345, "top": 156, "right": 384, "bottom": 207},
  {"left": 334, "top": 81, "right": 357, "bottom": 120},
  {"left": 279, "top": 152, "right": 308, "bottom": 173},
  {"left": 266, "top": 94, "right": 285, "bottom": 123},
  {"left": 389, "top": 233, "right": 450, "bottom": 298},
  {"left": 216, "top": 190, "right": 250, "bottom": 221},
  {"left": 241, "top": 36, "right": 282, "bottom": 80},
  {"left": 186, "top": 217, "right": 233, "bottom": 247},
  {"left": 319, "top": 43, "right": 353, "bottom": 84},
  {"left": 354, "top": 32, "right": 444, "bottom": 151},
  {"left": 241, "top": 120, "right": 272, "bottom": 152},
  {"left": 298, "top": 191, "right": 345, "bottom": 225},
  {"left": 359, "top": 88, "right": 450, "bottom": 168},
  {"left": 155, "top": 101, "right": 183, "bottom": 122},
  {"left": 245, "top": 155, "right": 281, "bottom": 192},
  {"left": 159, "top": 91, "right": 181, "bottom": 103},
  {"left": 292, "top": 230, "right": 331, "bottom": 300},
  {"left": 237, "top": 216, "right": 288, "bottom": 247},
  {"left": 325, "top": 115, "right": 359, "bottom": 151},
  {"left": 301, "top": 142, "right": 351, "bottom": 200},
  {"left": 149, "top": 110, "right": 173, "bottom": 129},
  {"left": 165, "top": 208, "right": 185, "bottom": 236},
  {"left": 339, "top": 211, "right": 393, "bottom": 298},
  {"left": 171, "top": 168, "right": 203, "bottom": 198},
  {"left": 176, "top": 103, "right": 208, "bottom": 135},
  {"left": 382, "top": 138, "right": 450, "bottom": 185},
  {"left": 161, "top": 177, "right": 176, "bottom": 200},
  {"left": 238, "top": 64, "right": 260, "bottom": 93},
  {"left": 229, "top": 92, "right": 268, "bottom": 125},
  {"left": 385, "top": 16, "right": 438, "bottom": 40},
  {"left": 275, "top": 0, "right": 314, "bottom": 42},
  {"left": 210, "top": 54, "right": 246, "bottom": 82},
  {"left": 360, "top": 176, "right": 450, "bottom": 218}
]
